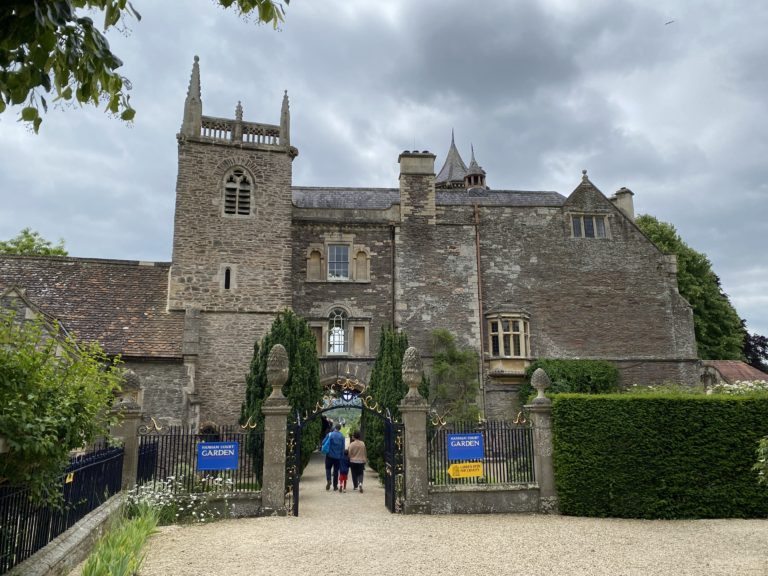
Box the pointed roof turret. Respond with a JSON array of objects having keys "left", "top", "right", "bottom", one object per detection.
[
  {"left": 464, "top": 144, "right": 487, "bottom": 189},
  {"left": 181, "top": 55, "right": 202, "bottom": 137},
  {"left": 435, "top": 130, "right": 468, "bottom": 189}
]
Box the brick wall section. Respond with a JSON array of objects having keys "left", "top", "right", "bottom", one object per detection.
[
  {"left": 196, "top": 312, "right": 276, "bottom": 424},
  {"left": 123, "top": 359, "right": 188, "bottom": 426},
  {"left": 168, "top": 139, "right": 294, "bottom": 312}
]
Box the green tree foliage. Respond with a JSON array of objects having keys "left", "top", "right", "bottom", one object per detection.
[
  {"left": 519, "top": 359, "right": 620, "bottom": 406},
  {"left": 743, "top": 328, "right": 768, "bottom": 373},
  {"left": 364, "top": 327, "right": 409, "bottom": 476},
  {"left": 0, "top": 0, "right": 288, "bottom": 132},
  {"left": 0, "top": 311, "right": 122, "bottom": 504},
  {"left": 0, "top": 227, "right": 67, "bottom": 255},
  {"left": 425, "top": 329, "right": 479, "bottom": 423},
  {"left": 636, "top": 214, "right": 744, "bottom": 360},
  {"left": 240, "top": 309, "right": 322, "bottom": 477}
]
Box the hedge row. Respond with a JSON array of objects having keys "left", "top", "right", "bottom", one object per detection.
[
  {"left": 519, "top": 359, "right": 619, "bottom": 405},
  {"left": 552, "top": 394, "right": 768, "bottom": 518}
]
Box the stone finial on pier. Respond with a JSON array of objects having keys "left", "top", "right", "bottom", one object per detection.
[
  {"left": 266, "top": 344, "right": 289, "bottom": 398},
  {"left": 530, "top": 368, "right": 552, "bottom": 405},
  {"left": 402, "top": 346, "right": 424, "bottom": 400}
]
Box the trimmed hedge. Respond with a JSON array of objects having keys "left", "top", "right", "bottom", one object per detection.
[
  {"left": 519, "top": 359, "right": 619, "bottom": 405},
  {"left": 553, "top": 393, "right": 768, "bottom": 518}
]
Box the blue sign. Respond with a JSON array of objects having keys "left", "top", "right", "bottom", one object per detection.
[
  {"left": 197, "top": 441, "right": 239, "bottom": 471},
  {"left": 447, "top": 433, "right": 484, "bottom": 461}
]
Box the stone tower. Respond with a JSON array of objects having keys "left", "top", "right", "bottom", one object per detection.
[{"left": 168, "top": 56, "right": 298, "bottom": 424}]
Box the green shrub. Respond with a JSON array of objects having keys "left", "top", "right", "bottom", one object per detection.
[
  {"left": 126, "top": 476, "right": 233, "bottom": 525},
  {"left": 81, "top": 506, "right": 157, "bottom": 576},
  {"left": 552, "top": 393, "right": 768, "bottom": 518},
  {"left": 519, "top": 359, "right": 619, "bottom": 405}
]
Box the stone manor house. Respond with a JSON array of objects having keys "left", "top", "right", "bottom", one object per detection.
[{"left": 0, "top": 58, "right": 699, "bottom": 427}]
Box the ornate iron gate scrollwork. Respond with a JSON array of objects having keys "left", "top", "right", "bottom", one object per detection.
[
  {"left": 384, "top": 419, "right": 404, "bottom": 513},
  {"left": 287, "top": 387, "right": 405, "bottom": 516}
]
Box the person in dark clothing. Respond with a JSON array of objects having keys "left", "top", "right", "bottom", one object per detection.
[
  {"left": 319, "top": 415, "right": 331, "bottom": 450},
  {"left": 339, "top": 449, "right": 350, "bottom": 492},
  {"left": 325, "top": 423, "right": 345, "bottom": 491}
]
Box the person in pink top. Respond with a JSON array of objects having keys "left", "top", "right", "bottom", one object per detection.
[{"left": 347, "top": 430, "right": 368, "bottom": 493}]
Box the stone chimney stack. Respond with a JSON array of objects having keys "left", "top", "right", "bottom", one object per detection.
[
  {"left": 181, "top": 56, "right": 202, "bottom": 138},
  {"left": 398, "top": 151, "right": 436, "bottom": 225},
  {"left": 611, "top": 186, "right": 635, "bottom": 221}
]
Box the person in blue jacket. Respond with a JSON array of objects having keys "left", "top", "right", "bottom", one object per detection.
[{"left": 325, "top": 423, "right": 345, "bottom": 491}]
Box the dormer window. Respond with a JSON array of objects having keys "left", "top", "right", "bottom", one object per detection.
[{"left": 223, "top": 168, "right": 252, "bottom": 215}]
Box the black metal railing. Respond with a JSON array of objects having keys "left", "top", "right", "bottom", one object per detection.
[
  {"left": 427, "top": 420, "right": 535, "bottom": 486},
  {"left": 0, "top": 446, "right": 124, "bottom": 575},
  {"left": 137, "top": 426, "right": 263, "bottom": 492}
]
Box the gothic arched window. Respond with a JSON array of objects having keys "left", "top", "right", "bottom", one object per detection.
[
  {"left": 223, "top": 168, "right": 252, "bottom": 215},
  {"left": 328, "top": 308, "right": 348, "bottom": 354}
]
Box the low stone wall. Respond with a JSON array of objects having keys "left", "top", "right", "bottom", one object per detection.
[
  {"left": 429, "top": 484, "right": 540, "bottom": 514},
  {"left": 8, "top": 494, "right": 123, "bottom": 576}
]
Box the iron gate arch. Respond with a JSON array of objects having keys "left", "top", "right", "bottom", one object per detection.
[{"left": 286, "top": 397, "right": 404, "bottom": 516}]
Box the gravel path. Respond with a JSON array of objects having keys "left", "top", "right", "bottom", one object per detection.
[{"left": 138, "top": 453, "right": 768, "bottom": 576}]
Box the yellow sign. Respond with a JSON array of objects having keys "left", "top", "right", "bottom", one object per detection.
[
  {"left": 447, "top": 462, "right": 483, "bottom": 479},
  {"left": 65, "top": 472, "right": 74, "bottom": 484}
]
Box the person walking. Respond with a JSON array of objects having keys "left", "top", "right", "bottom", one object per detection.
[
  {"left": 339, "top": 449, "right": 350, "bottom": 493},
  {"left": 325, "top": 423, "right": 345, "bottom": 491},
  {"left": 348, "top": 430, "right": 368, "bottom": 493}
]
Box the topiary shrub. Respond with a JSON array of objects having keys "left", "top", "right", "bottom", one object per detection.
[{"left": 519, "top": 359, "right": 619, "bottom": 405}]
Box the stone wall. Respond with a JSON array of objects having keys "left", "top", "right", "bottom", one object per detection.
[
  {"left": 476, "top": 198, "right": 698, "bottom": 379},
  {"left": 196, "top": 312, "right": 276, "bottom": 424},
  {"left": 123, "top": 358, "right": 188, "bottom": 426},
  {"left": 292, "top": 220, "right": 394, "bottom": 360},
  {"left": 168, "top": 140, "right": 294, "bottom": 313}
]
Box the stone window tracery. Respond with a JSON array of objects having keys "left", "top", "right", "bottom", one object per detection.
[
  {"left": 223, "top": 168, "right": 252, "bottom": 216},
  {"left": 328, "top": 308, "right": 348, "bottom": 354}
]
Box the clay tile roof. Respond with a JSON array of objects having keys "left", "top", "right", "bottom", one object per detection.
[
  {"left": 0, "top": 255, "right": 183, "bottom": 359},
  {"left": 703, "top": 360, "right": 768, "bottom": 383}
]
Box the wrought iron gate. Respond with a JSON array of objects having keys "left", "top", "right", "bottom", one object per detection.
[{"left": 286, "top": 400, "right": 404, "bottom": 516}]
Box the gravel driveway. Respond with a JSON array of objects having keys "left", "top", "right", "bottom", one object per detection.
[{"left": 138, "top": 453, "right": 768, "bottom": 576}]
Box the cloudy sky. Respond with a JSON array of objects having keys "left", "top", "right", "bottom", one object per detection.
[{"left": 0, "top": 0, "right": 766, "bottom": 335}]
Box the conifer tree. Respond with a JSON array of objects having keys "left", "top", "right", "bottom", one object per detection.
[
  {"left": 363, "top": 327, "right": 409, "bottom": 476},
  {"left": 240, "top": 310, "right": 322, "bottom": 478}
]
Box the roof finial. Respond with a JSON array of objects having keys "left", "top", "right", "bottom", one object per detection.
[
  {"left": 235, "top": 101, "right": 243, "bottom": 121},
  {"left": 582, "top": 169, "right": 588, "bottom": 181}
]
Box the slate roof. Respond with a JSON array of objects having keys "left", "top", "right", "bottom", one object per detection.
[
  {"left": 435, "top": 133, "right": 468, "bottom": 185},
  {"left": 293, "top": 187, "right": 566, "bottom": 209},
  {"left": 293, "top": 187, "right": 399, "bottom": 209},
  {"left": 0, "top": 255, "right": 182, "bottom": 359},
  {"left": 703, "top": 360, "right": 768, "bottom": 383}
]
